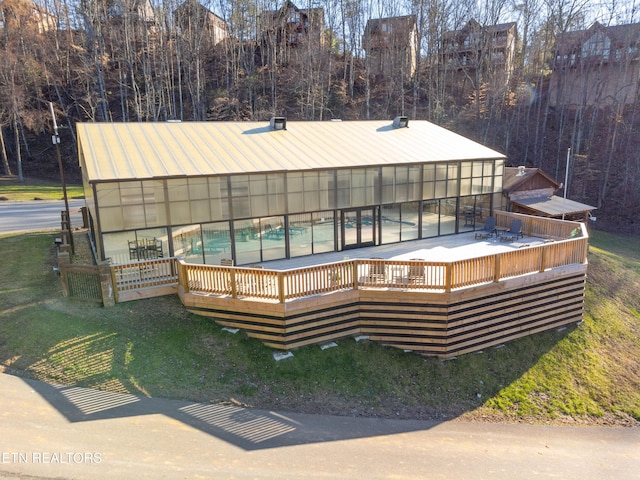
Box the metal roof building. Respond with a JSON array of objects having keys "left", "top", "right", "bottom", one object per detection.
[{"left": 77, "top": 118, "right": 507, "bottom": 265}]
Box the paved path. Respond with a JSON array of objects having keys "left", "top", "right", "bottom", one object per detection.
[
  {"left": 0, "top": 199, "right": 85, "bottom": 234},
  {"left": 1, "top": 373, "right": 638, "bottom": 480}
]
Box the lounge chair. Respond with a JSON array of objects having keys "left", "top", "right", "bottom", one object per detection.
[
  {"left": 500, "top": 219, "right": 523, "bottom": 242},
  {"left": 474, "top": 216, "right": 496, "bottom": 240}
]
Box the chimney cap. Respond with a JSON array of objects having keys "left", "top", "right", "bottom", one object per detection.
[
  {"left": 393, "top": 116, "right": 409, "bottom": 128},
  {"left": 270, "top": 116, "right": 287, "bottom": 130}
]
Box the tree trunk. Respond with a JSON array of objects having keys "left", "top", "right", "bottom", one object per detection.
[{"left": 0, "top": 126, "right": 12, "bottom": 176}]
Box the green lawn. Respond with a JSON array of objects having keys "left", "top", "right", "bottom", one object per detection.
[
  {"left": 0, "top": 229, "right": 638, "bottom": 425},
  {"left": 0, "top": 176, "right": 84, "bottom": 201}
]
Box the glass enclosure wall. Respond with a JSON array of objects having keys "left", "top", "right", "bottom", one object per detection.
[{"left": 97, "top": 159, "right": 505, "bottom": 264}]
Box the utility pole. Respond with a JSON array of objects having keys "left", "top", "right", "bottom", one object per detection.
[
  {"left": 50, "top": 102, "right": 74, "bottom": 254},
  {"left": 562, "top": 148, "right": 571, "bottom": 221}
]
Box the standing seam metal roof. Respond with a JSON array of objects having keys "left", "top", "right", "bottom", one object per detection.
[{"left": 77, "top": 120, "right": 506, "bottom": 182}]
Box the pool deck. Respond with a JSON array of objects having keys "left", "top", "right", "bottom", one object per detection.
[{"left": 258, "top": 231, "right": 543, "bottom": 270}]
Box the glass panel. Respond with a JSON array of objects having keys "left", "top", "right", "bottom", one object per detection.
[
  {"left": 100, "top": 206, "right": 124, "bottom": 232},
  {"left": 381, "top": 167, "right": 394, "bottom": 204},
  {"left": 460, "top": 161, "right": 472, "bottom": 178},
  {"left": 440, "top": 198, "right": 457, "bottom": 235},
  {"left": 472, "top": 161, "right": 484, "bottom": 177},
  {"left": 260, "top": 216, "right": 286, "bottom": 262},
  {"left": 435, "top": 180, "right": 447, "bottom": 198},
  {"left": 169, "top": 201, "right": 191, "bottom": 224},
  {"left": 249, "top": 174, "right": 267, "bottom": 196},
  {"left": 360, "top": 208, "right": 375, "bottom": 245},
  {"left": 336, "top": 170, "right": 351, "bottom": 208},
  {"left": 102, "top": 231, "right": 131, "bottom": 264},
  {"left": 471, "top": 176, "right": 483, "bottom": 195},
  {"left": 460, "top": 177, "right": 472, "bottom": 196},
  {"left": 191, "top": 199, "right": 210, "bottom": 223},
  {"left": 423, "top": 164, "right": 435, "bottom": 182},
  {"left": 303, "top": 171, "right": 319, "bottom": 191},
  {"left": 230, "top": 175, "right": 250, "bottom": 218},
  {"left": 483, "top": 161, "right": 493, "bottom": 176},
  {"left": 234, "top": 219, "right": 261, "bottom": 265},
  {"left": 269, "top": 193, "right": 285, "bottom": 215},
  {"left": 395, "top": 166, "right": 408, "bottom": 203},
  {"left": 289, "top": 213, "right": 312, "bottom": 258},
  {"left": 366, "top": 167, "right": 380, "bottom": 204},
  {"left": 96, "top": 183, "right": 121, "bottom": 207},
  {"left": 172, "top": 225, "right": 204, "bottom": 264},
  {"left": 120, "top": 182, "right": 143, "bottom": 205},
  {"left": 319, "top": 171, "right": 334, "bottom": 209},
  {"left": 189, "top": 177, "right": 209, "bottom": 199},
  {"left": 202, "top": 221, "right": 232, "bottom": 265},
  {"left": 312, "top": 211, "right": 335, "bottom": 254},
  {"left": 287, "top": 172, "right": 303, "bottom": 192},
  {"left": 209, "top": 177, "right": 229, "bottom": 220},
  {"left": 435, "top": 164, "right": 448, "bottom": 181},
  {"left": 407, "top": 165, "right": 421, "bottom": 201},
  {"left": 475, "top": 194, "right": 492, "bottom": 222},
  {"left": 142, "top": 180, "right": 165, "bottom": 226},
  {"left": 251, "top": 195, "right": 269, "bottom": 217},
  {"left": 482, "top": 175, "right": 494, "bottom": 193},
  {"left": 123, "top": 204, "right": 146, "bottom": 229},
  {"left": 381, "top": 204, "right": 401, "bottom": 244},
  {"left": 167, "top": 178, "right": 189, "bottom": 201},
  {"left": 401, "top": 202, "right": 419, "bottom": 240},
  {"left": 422, "top": 200, "right": 439, "bottom": 238},
  {"left": 133, "top": 228, "right": 168, "bottom": 260},
  {"left": 459, "top": 197, "right": 477, "bottom": 232}
]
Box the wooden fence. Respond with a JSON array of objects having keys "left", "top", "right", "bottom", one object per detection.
[{"left": 59, "top": 263, "right": 102, "bottom": 302}]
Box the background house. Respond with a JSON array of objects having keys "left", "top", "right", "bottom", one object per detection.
[
  {"left": 0, "top": 0, "right": 57, "bottom": 33},
  {"left": 173, "top": 0, "right": 227, "bottom": 46},
  {"left": 440, "top": 19, "right": 517, "bottom": 96},
  {"left": 550, "top": 21, "right": 640, "bottom": 107},
  {"left": 259, "top": 0, "right": 324, "bottom": 56},
  {"left": 362, "top": 15, "right": 419, "bottom": 80}
]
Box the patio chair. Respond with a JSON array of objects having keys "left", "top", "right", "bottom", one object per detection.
[
  {"left": 474, "top": 216, "right": 496, "bottom": 240},
  {"left": 367, "top": 258, "right": 386, "bottom": 283},
  {"left": 500, "top": 219, "right": 523, "bottom": 242},
  {"left": 408, "top": 259, "right": 425, "bottom": 285},
  {"left": 220, "top": 258, "right": 234, "bottom": 266}
]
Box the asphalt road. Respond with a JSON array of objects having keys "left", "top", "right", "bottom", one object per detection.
[
  {"left": 0, "top": 373, "right": 638, "bottom": 480},
  {"left": 0, "top": 199, "right": 86, "bottom": 234}
]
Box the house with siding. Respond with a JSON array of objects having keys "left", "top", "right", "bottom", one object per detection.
[
  {"left": 550, "top": 21, "right": 640, "bottom": 107},
  {"left": 362, "top": 15, "right": 419, "bottom": 79}
]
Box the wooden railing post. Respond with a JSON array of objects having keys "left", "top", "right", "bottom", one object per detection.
[
  {"left": 494, "top": 254, "right": 501, "bottom": 283},
  {"left": 352, "top": 260, "right": 358, "bottom": 290},
  {"left": 98, "top": 261, "right": 115, "bottom": 307},
  {"left": 176, "top": 259, "right": 189, "bottom": 293},
  {"left": 540, "top": 246, "right": 547, "bottom": 272},
  {"left": 277, "top": 272, "right": 285, "bottom": 303},
  {"left": 445, "top": 262, "right": 452, "bottom": 292},
  {"left": 230, "top": 268, "right": 237, "bottom": 299}
]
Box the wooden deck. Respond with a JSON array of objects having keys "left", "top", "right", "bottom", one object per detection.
[{"left": 111, "top": 212, "right": 589, "bottom": 357}]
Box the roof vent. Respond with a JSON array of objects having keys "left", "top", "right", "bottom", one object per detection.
[
  {"left": 270, "top": 116, "right": 287, "bottom": 130},
  {"left": 393, "top": 116, "right": 409, "bottom": 128},
  {"left": 517, "top": 165, "right": 526, "bottom": 176}
]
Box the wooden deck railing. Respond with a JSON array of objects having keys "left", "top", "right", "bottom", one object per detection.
[
  {"left": 112, "top": 258, "right": 178, "bottom": 292},
  {"left": 169, "top": 221, "right": 588, "bottom": 303},
  {"left": 108, "top": 214, "right": 588, "bottom": 304}
]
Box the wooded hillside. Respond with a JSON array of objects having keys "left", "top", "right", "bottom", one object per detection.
[{"left": 1, "top": 0, "right": 639, "bottom": 233}]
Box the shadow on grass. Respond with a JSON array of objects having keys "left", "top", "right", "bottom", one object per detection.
[{"left": 1, "top": 293, "right": 571, "bottom": 451}]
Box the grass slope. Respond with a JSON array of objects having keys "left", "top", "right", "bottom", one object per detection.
[
  {"left": 0, "top": 230, "right": 638, "bottom": 425},
  {"left": 0, "top": 176, "right": 84, "bottom": 201}
]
